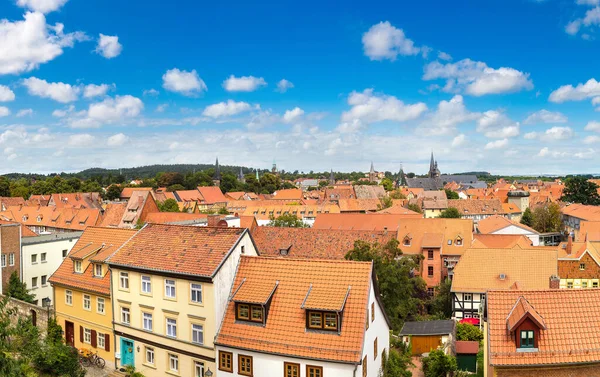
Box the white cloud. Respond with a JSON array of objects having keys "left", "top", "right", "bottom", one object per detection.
[
  {"left": 0, "top": 12, "right": 86, "bottom": 75},
  {"left": 451, "top": 134, "right": 466, "bottom": 147},
  {"left": 542, "top": 126, "right": 573, "bottom": 140},
  {"left": 246, "top": 110, "right": 279, "bottom": 130},
  {"left": 202, "top": 100, "right": 252, "bottom": 118},
  {"left": 83, "top": 83, "right": 113, "bottom": 98},
  {"left": 585, "top": 120, "right": 600, "bottom": 131},
  {"left": 87, "top": 95, "right": 143, "bottom": 123},
  {"left": 438, "top": 51, "right": 452, "bottom": 61},
  {"left": 107, "top": 133, "right": 128, "bottom": 146},
  {"left": 584, "top": 135, "right": 600, "bottom": 144},
  {"left": 0, "top": 86, "right": 15, "bottom": 102},
  {"left": 155, "top": 104, "right": 168, "bottom": 113},
  {"left": 476, "top": 110, "right": 520, "bottom": 138},
  {"left": 222, "top": 75, "right": 267, "bottom": 92},
  {"left": 0, "top": 107, "right": 10, "bottom": 117},
  {"left": 23, "top": 77, "right": 79, "bottom": 103},
  {"left": 537, "top": 147, "right": 549, "bottom": 157},
  {"left": 485, "top": 138, "right": 509, "bottom": 150},
  {"left": 16, "top": 108, "right": 33, "bottom": 117},
  {"left": 523, "top": 109, "right": 568, "bottom": 124},
  {"left": 143, "top": 88, "right": 159, "bottom": 96},
  {"left": 549, "top": 78, "right": 600, "bottom": 103},
  {"left": 95, "top": 34, "right": 122, "bottom": 58},
  {"left": 565, "top": 6, "right": 600, "bottom": 36},
  {"left": 362, "top": 21, "right": 420, "bottom": 61},
  {"left": 275, "top": 79, "right": 294, "bottom": 93},
  {"left": 16, "top": 0, "right": 68, "bottom": 13},
  {"left": 162, "top": 68, "right": 207, "bottom": 96},
  {"left": 419, "top": 95, "right": 479, "bottom": 135},
  {"left": 341, "top": 88, "right": 427, "bottom": 125},
  {"left": 577, "top": 0, "right": 600, "bottom": 5},
  {"left": 68, "top": 133, "right": 94, "bottom": 146},
  {"left": 565, "top": 20, "right": 582, "bottom": 35},
  {"left": 283, "top": 107, "right": 305, "bottom": 124},
  {"left": 524, "top": 132, "right": 538, "bottom": 139},
  {"left": 52, "top": 105, "right": 73, "bottom": 117},
  {"left": 575, "top": 148, "right": 595, "bottom": 159},
  {"left": 423, "top": 58, "right": 533, "bottom": 96}
]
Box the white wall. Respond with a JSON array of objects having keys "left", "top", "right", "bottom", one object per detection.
[
  {"left": 362, "top": 283, "right": 390, "bottom": 377},
  {"left": 491, "top": 225, "right": 540, "bottom": 246},
  {"left": 22, "top": 236, "right": 79, "bottom": 306}
]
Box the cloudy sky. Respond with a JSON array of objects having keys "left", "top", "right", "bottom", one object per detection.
[{"left": 1, "top": 0, "right": 600, "bottom": 175}]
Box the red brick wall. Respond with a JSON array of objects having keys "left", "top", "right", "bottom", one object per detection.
[
  {"left": 496, "top": 364, "right": 600, "bottom": 377},
  {"left": 421, "top": 248, "right": 442, "bottom": 288},
  {"left": 514, "top": 317, "right": 540, "bottom": 348},
  {"left": 558, "top": 253, "right": 600, "bottom": 279},
  {"left": 1, "top": 225, "right": 21, "bottom": 293}
]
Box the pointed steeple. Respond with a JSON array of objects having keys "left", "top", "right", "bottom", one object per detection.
[
  {"left": 212, "top": 157, "right": 221, "bottom": 186},
  {"left": 238, "top": 166, "right": 245, "bottom": 184},
  {"left": 396, "top": 163, "right": 407, "bottom": 188},
  {"left": 255, "top": 168, "right": 259, "bottom": 180},
  {"left": 429, "top": 151, "right": 435, "bottom": 173},
  {"left": 329, "top": 169, "right": 335, "bottom": 185},
  {"left": 370, "top": 161, "right": 375, "bottom": 174}
]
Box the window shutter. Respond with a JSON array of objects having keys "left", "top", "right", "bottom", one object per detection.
[
  {"left": 104, "top": 334, "right": 110, "bottom": 352},
  {"left": 79, "top": 326, "right": 83, "bottom": 343},
  {"left": 91, "top": 330, "right": 97, "bottom": 348}
]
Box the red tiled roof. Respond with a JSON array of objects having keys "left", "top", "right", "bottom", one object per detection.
[
  {"left": 215, "top": 256, "right": 376, "bottom": 363},
  {"left": 313, "top": 213, "right": 410, "bottom": 231},
  {"left": 197, "top": 186, "right": 228, "bottom": 204},
  {"left": 477, "top": 215, "right": 538, "bottom": 235},
  {"left": 455, "top": 341, "right": 479, "bottom": 354},
  {"left": 506, "top": 296, "right": 546, "bottom": 332},
  {"left": 397, "top": 218, "right": 473, "bottom": 256},
  {"left": 488, "top": 289, "right": 600, "bottom": 366},
  {"left": 107, "top": 223, "right": 246, "bottom": 277},
  {"left": 97, "top": 203, "right": 127, "bottom": 227},
  {"left": 120, "top": 187, "right": 152, "bottom": 199},
  {"left": 271, "top": 188, "right": 303, "bottom": 200},
  {"left": 145, "top": 212, "right": 208, "bottom": 224}
]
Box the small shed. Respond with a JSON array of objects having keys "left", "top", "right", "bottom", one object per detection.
[
  {"left": 399, "top": 320, "right": 455, "bottom": 355},
  {"left": 456, "top": 340, "right": 479, "bottom": 373}
]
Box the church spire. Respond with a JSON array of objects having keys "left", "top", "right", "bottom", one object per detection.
[
  {"left": 329, "top": 169, "right": 335, "bottom": 185},
  {"left": 238, "top": 166, "right": 245, "bottom": 184}
]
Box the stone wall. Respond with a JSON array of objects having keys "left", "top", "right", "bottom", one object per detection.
[{"left": 0, "top": 294, "right": 51, "bottom": 335}]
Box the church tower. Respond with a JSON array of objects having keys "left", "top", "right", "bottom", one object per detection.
[
  {"left": 369, "top": 161, "right": 377, "bottom": 182},
  {"left": 238, "top": 166, "right": 245, "bottom": 184},
  {"left": 213, "top": 157, "right": 221, "bottom": 186},
  {"left": 395, "top": 164, "right": 408, "bottom": 188},
  {"left": 428, "top": 152, "right": 440, "bottom": 178},
  {"left": 329, "top": 169, "right": 335, "bottom": 186}
]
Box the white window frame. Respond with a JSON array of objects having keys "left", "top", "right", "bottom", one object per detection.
[
  {"left": 41, "top": 275, "right": 47, "bottom": 286},
  {"left": 145, "top": 347, "right": 154, "bottom": 365},
  {"left": 121, "top": 307, "right": 130, "bottom": 324},
  {"left": 141, "top": 275, "right": 152, "bottom": 294},
  {"left": 97, "top": 297, "right": 105, "bottom": 314},
  {"left": 120, "top": 272, "right": 129, "bottom": 289},
  {"left": 166, "top": 318, "right": 177, "bottom": 338},
  {"left": 31, "top": 277, "right": 38, "bottom": 288},
  {"left": 169, "top": 353, "right": 179, "bottom": 372},
  {"left": 8, "top": 253, "right": 13, "bottom": 266},
  {"left": 192, "top": 324, "right": 204, "bottom": 345},
  {"left": 143, "top": 312, "right": 153, "bottom": 331},
  {"left": 1, "top": 254, "right": 5, "bottom": 267},
  {"left": 97, "top": 332, "right": 105, "bottom": 349},
  {"left": 94, "top": 264, "right": 102, "bottom": 277},
  {"left": 165, "top": 279, "right": 176, "bottom": 298},
  {"left": 74, "top": 260, "right": 82, "bottom": 273},
  {"left": 190, "top": 283, "right": 202, "bottom": 304},
  {"left": 65, "top": 290, "right": 73, "bottom": 305},
  {"left": 194, "top": 361, "right": 204, "bottom": 377},
  {"left": 84, "top": 328, "right": 91, "bottom": 344},
  {"left": 31, "top": 254, "right": 37, "bottom": 264},
  {"left": 41, "top": 252, "right": 47, "bottom": 262},
  {"left": 83, "top": 294, "right": 91, "bottom": 311}
]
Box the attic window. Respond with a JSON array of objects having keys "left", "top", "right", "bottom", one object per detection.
[
  {"left": 403, "top": 237, "right": 411, "bottom": 246},
  {"left": 447, "top": 240, "right": 452, "bottom": 245},
  {"left": 307, "top": 311, "right": 339, "bottom": 331},
  {"left": 36, "top": 215, "right": 42, "bottom": 222},
  {"left": 236, "top": 303, "right": 264, "bottom": 323},
  {"left": 519, "top": 330, "right": 534, "bottom": 349},
  {"left": 22, "top": 215, "right": 28, "bottom": 221},
  {"left": 455, "top": 237, "right": 463, "bottom": 246}
]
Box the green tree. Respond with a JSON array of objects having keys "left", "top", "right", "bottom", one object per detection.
[
  {"left": 167, "top": 184, "right": 186, "bottom": 192},
  {"left": 456, "top": 323, "right": 484, "bottom": 342},
  {"left": 561, "top": 176, "right": 600, "bottom": 205},
  {"left": 104, "top": 185, "right": 122, "bottom": 201},
  {"left": 218, "top": 206, "right": 230, "bottom": 215},
  {"left": 0, "top": 177, "right": 10, "bottom": 197},
  {"left": 444, "top": 188, "right": 459, "bottom": 199},
  {"left": 520, "top": 207, "right": 534, "bottom": 227},
  {"left": 439, "top": 207, "right": 461, "bottom": 218},
  {"left": 532, "top": 203, "right": 562, "bottom": 233},
  {"left": 379, "top": 196, "right": 393, "bottom": 209},
  {"left": 81, "top": 179, "right": 102, "bottom": 193},
  {"left": 381, "top": 178, "right": 394, "bottom": 191},
  {"left": 219, "top": 173, "right": 240, "bottom": 193},
  {"left": 319, "top": 180, "right": 328, "bottom": 188},
  {"left": 380, "top": 349, "right": 412, "bottom": 377},
  {"left": 345, "top": 239, "right": 427, "bottom": 330},
  {"left": 389, "top": 190, "right": 407, "bottom": 199},
  {"left": 408, "top": 203, "right": 422, "bottom": 214},
  {"left": 158, "top": 198, "right": 180, "bottom": 212},
  {"left": 6, "top": 271, "right": 35, "bottom": 303},
  {"left": 428, "top": 279, "right": 452, "bottom": 319},
  {"left": 267, "top": 213, "right": 307, "bottom": 228},
  {"left": 422, "top": 349, "right": 457, "bottom": 377}
]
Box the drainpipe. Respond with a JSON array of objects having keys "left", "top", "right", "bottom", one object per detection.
[{"left": 109, "top": 266, "right": 117, "bottom": 371}]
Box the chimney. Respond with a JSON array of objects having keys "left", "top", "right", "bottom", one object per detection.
[
  {"left": 549, "top": 275, "right": 560, "bottom": 289},
  {"left": 566, "top": 235, "right": 573, "bottom": 255},
  {"left": 207, "top": 214, "right": 224, "bottom": 227}
]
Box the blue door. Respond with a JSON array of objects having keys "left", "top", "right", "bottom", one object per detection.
[{"left": 121, "top": 338, "right": 134, "bottom": 367}]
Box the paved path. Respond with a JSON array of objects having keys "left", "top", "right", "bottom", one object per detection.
[{"left": 410, "top": 356, "right": 425, "bottom": 377}]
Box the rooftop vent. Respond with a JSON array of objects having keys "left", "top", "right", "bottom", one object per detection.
[{"left": 499, "top": 273, "right": 506, "bottom": 280}]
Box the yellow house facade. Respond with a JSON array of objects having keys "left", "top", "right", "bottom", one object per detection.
[
  {"left": 107, "top": 223, "right": 258, "bottom": 377},
  {"left": 49, "top": 227, "right": 138, "bottom": 370}
]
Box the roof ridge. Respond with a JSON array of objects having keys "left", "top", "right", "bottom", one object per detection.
[{"left": 241, "top": 255, "right": 373, "bottom": 265}]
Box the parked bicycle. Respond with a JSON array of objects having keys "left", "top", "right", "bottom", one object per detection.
[{"left": 79, "top": 348, "right": 106, "bottom": 369}]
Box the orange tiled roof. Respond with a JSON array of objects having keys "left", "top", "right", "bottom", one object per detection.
[
  {"left": 506, "top": 296, "right": 546, "bottom": 332},
  {"left": 580, "top": 221, "right": 600, "bottom": 242},
  {"left": 97, "top": 203, "right": 127, "bottom": 227},
  {"left": 50, "top": 192, "right": 102, "bottom": 209},
  {"left": 477, "top": 215, "right": 538, "bottom": 235},
  {"left": 225, "top": 191, "right": 247, "bottom": 200},
  {"left": 501, "top": 203, "right": 521, "bottom": 214},
  {"left": 377, "top": 205, "right": 421, "bottom": 216},
  {"left": 451, "top": 248, "right": 557, "bottom": 293},
  {"left": 107, "top": 223, "right": 246, "bottom": 277},
  {"left": 488, "top": 289, "right": 600, "bottom": 366},
  {"left": 471, "top": 234, "right": 533, "bottom": 249},
  {"left": 0, "top": 197, "right": 26, "bottom": 208},
  {"left": 313, "top": 213, "right": 412, "bottom": 231},
  {"left": 145, "top": 212, "right": 208, "bottom": 224},
  {"left": 174, "top": 189, "right": 204, "bottom": 202},
  {"left": 241, "top": 204, "right": 340, "bottom": 221},
  {"left": 232, "top": 280, "right": 278, "bottom": 305},
  {"left": 49, "top": 227, "right": 137, "bottom": 295},
  {"left": 397, "top": 218, "right": 473, "bottom": 256},
  {"left": 1, "top": 206, "right": 101, "bottom": 231},
  {"left": 0, "top": 220, "right": 37, "bottom": 237},
  {"left": 338, "top": 199, "right": 381, "bottom": 212},
  {"left": 215, "top": 256, "right": 376, "bottom": 363},
  {"left": 447, "top": 199, "right": 504, "bottom": 216},
  {"left": 197, "top": 186, "right": 228, "bottom": 204},
  {"left": 324, "top": 187, "right": 356, "bottom": 200},
  {"left": 120, "top": 187, "right": 152, "bottom": 199},
  {"left": 252, "top": 227, "right": 395, "bottom": 259},
  {"left": 238, "top": 216, "right": 258, "bottom": 232},
  {"left": 354, "top": 185, "right": 385, "bottom": 199},
  {"left": 562, "top": 203, "right": 600, "bottom": 221},
  {"left": 271, "top": 188, "right": 303, "bottom": 200}
]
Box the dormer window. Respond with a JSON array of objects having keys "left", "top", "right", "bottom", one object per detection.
[
  {"left": 74, "top": 260, "right": 82, "bottom": 273},
  {"left": 232, "top": 280, "right": 278, "bottom": 325},
  {"left": 94, "top": 264, "right": 102, "bottom": 277},
  {"left": 520, "top": 330, "right": 534, "bottom": 348},
  {"left": 22, "top": 215, "right": 28, "bottom": 221},
  {"left": 455, "top": 237, "right": 463, "bottom": 246},
  {"left": 36, "top": 215, "right": 42, "bottom": 222},
  {"left": 403, "top": 236, "right": 411, "bottom": 246},
  {"left": 307, "top": 311, "right": 339, "bottom": 331},
  {"left": 507, "top": 296, "right": 545, "bottom": 352}
]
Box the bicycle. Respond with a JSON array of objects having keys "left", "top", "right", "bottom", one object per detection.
[{"left": 79, "top": 348, "right": 106, "bottom": 369}]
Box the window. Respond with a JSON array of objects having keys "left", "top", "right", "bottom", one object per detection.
[
  {"left": 374, "top": 337, "right": 378, "bottom": 359},
  {"left": 307, "top": 365, "right": 323, "bottom": 377},
  {"left": 403, "top": 237, "right": 411, "bottom": 246},
  {"left": 194, "top": 361, "right": 204, "bottom": 377},
  {"left": 251, "top": 305, "right": 263, "bottom": 322},
  {"left": 362, "top": 356, "right": 368, "bottom": 377},
  {"left": 583, "top": 281, "right": 588, "bottom": 288},
  {"left": 83, "top": 294, "right": 91, "bottom": 310},
  {"left": 567, "top": 281, "right": 574, "bottom": 289},
  {"left": 94, "top": 264, "right": 102, "bottom": 277},
  {"left": 190, "top": 283, "right": 202, "bottom": 303},
  {"left": 165, "top": 279, "right": 176, "bottom": 298},
  {"left": 31, "top": 254, "right": 37, "bottom": 264},
  {"left": 455, "top": 238, "right": 463, "bottom": 246},
  {"left": 366, "top": 308, "right": 369, "bottom": 330},
  {"left": 238, "top": 304, "right": 250, "bottom": 320},
  {"left": 84, "top": 328, "right": 91, "bottom": 344},
  {"left": 62, "top": 249, "right": 68, "bottom": 258},
  {"left": 284, "top": 362, "right": 300, "bottom": 377},
  {"left": 120, "top": 272, "right": 129, "bottom": 289},
  {"left": 1, "top": 254, "right": 5, "bottom": 267},
  {"left": 427, "top": 288, "right": 435, "bottom": 296},
  {"left": 371, "top": 302, "right": 375, "bottom": 322},
  {"left": 447, "top": 239, "right": 452, "bottom": 245},
  {"left": 143, "top": 312, "right": 153, "bottom": 331},
  {"left": 464, "top": 293, "right": 472, "bottom": 301},
  {"left": 166, "top": 318, "right": 177, "bottom": 338},
  {"left": 238, "top": 354, "right": 253, "bottom": 376},
  {"left": 428, "top": 266, "right": 434, "bottom": 277},
  {"left": 97, "top": 297, "right": 105, "bottom": 314},
  {"left": 324, "top": 312, "right": 338, "bottom": 329},
  {"left": 145, "top": 347, "right": 154, "bottom": 365},
  {"left": 121, "top": 307, "right": 130, "bottom": 324},
  {"left": 31, "top": 277, "right": 38, "bottom": 288},
  {"left": 65, "top": 290, "right": 72, "bottom": 305},
  {"left": 141, "top": 276, "right": 151, "bottom": 294},
  {"left": 97, "top": 332, "right": 105, "bottom": 349},
  {"left": 41, "top": 253, "right": 46, "bottom": 262},
  {"left": 8, "top": 253, "right": 13, "bottom": 266},
  {"left": 192, "top": 324, "right": 204, "bottom": 344},
  {"left": 309, "top": 311, "right": 322, "bottom": 328},
  {"left": 580, "top": 263, "right": 586, "bottom": 271},
  {"left": 520, "top": 330, "right": 534, "bottom": 348},
  {"left": 219, "top": 351, "right": 233, "bottom": 372},
  {"left": 74, "top": 260, "right": 82, "bottom": 273},
  {"left": 594, "top": 281, "right": 599, "bottom": 288},
  {"left": 169, "top": 353, "right": 179, "bottom": 372},
  {"left": 241, "top": 245, "right": 245, "bottom": 254},
  {"left": 428, "top": 250, "right": 434, "bottom": 260}
]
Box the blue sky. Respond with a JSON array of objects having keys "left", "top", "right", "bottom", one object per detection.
[{"left": 1, "top": 0, "right": 600, "bottom": 175}]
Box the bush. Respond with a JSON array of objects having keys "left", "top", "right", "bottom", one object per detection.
[
  {"left": 380, "top": 348, "right": 412, "bottom": 377},
  {"left": 456, "top": 323, "right": 483, "bottom": 342},
  {"left": 422, "top": 349, "right": 457, "bottom": 377}
]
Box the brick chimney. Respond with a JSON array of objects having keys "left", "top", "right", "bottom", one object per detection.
[
  {"left": 207, "top": 214, "right": 226, "bottom": 227},
  {"left": 549, "top": 275, "right": 560, "bottom": 289},
  {"left": 566, "top": 235, "right": 573, "bottom": 255}
]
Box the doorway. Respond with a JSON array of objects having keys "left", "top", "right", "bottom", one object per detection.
[{"left": 65, "top": 321, "right": 75, "bottom": 347}]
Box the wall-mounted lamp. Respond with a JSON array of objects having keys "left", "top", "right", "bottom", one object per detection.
[
  {"left": 136, "top": 346, "right": 140, "bottom": 353},
  {"left": 205, "top": 368, "right": 213, "bottom": 377}
]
